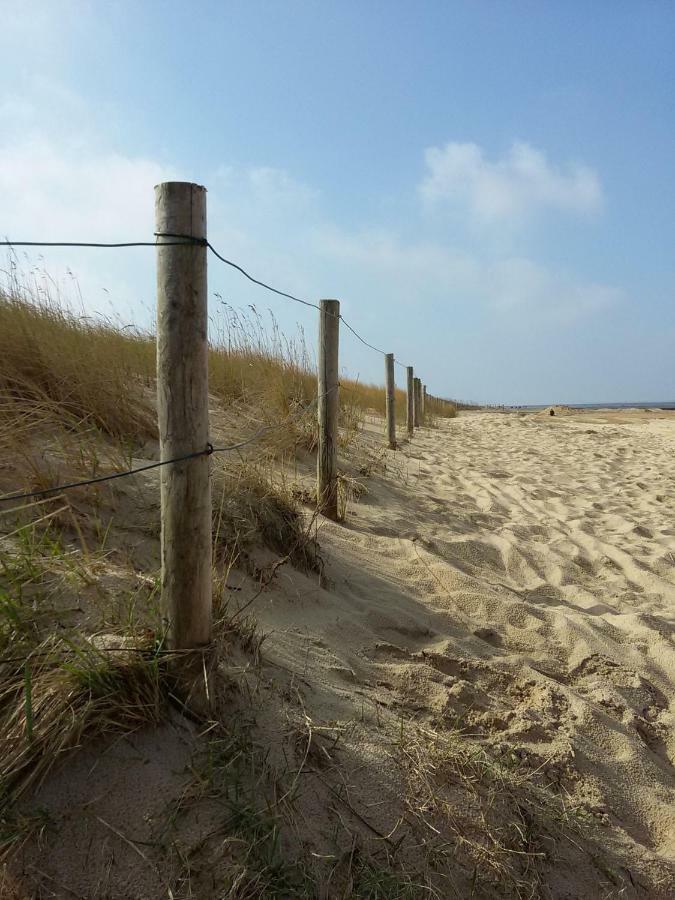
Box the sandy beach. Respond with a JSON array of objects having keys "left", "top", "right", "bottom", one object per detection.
[
  {"left": 248, "top": 407, "right": 675, "bottom": 892},
  {"left": 9, "top": 407, "right": 675, "bottom": 898}
]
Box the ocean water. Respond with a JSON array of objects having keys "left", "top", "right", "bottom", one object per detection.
[{"left": 517, "top": 401, "right": 675, "bottom": 411}]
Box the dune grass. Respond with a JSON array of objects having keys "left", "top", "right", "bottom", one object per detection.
[
  {"left": 0, "top": 270, "right": 156, "bottom": 444},
  {"left": 0, "top": 263, "right": 455, "bottom": 463}
]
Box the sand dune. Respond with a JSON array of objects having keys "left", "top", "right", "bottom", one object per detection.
[
  {"left": 252, "top": 409, "right": 675, "bottom": 892},
  {"left": 11, "top": 409, "right": 675, "bottom": 898}
]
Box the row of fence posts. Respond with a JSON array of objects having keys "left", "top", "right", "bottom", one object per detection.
[
  {"left": 154, "top": 181, "right": 454, "bottom": 693},
  {"left": 315, "top": 300, "right": 453, "bottom": 518}
]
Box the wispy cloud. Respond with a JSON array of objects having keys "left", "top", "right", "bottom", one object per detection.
[
  {"left": 0, "top": 139, "right": 175, "bottom": 240},
  {"left": 215, "top": 165, "right": 319, "bottom": 211},
  {"left": 0, "top": 99, "right": 177, "bottom": 321},
  {"left": 485, "top": 257, "right": 620, "bottom": 324},
  {"left": 312, "top": 227, "right": 620, "bottom": 325},
  {"left": 419, "top": 141, "right": 603, "bottom": 224}
]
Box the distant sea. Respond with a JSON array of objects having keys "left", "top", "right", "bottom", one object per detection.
[{"left": 517, "top": 401, "right": 675, "bottom": 411}]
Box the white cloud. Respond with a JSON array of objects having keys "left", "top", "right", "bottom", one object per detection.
[
  {"left": 212, "top": 166, "right": 318, "bottom": 232},
  {"left": 311, "top": 225, "right": 480, "bottom": 291},
  {"left": 0, "top": 139, "right": 175, "bottom": 240},
  {"left": 419, "top": 140, "right": 602, "bottom": 224},
  {"left": 0, "top": 112, "right": 178, "bottom": 323},
  {"left": 247, "top": 167, "right": 318, "bottom": 207}
]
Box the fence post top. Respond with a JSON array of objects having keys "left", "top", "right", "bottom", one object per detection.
[{"left": 154, "top": 181, "right": 207, "bottom": 193}]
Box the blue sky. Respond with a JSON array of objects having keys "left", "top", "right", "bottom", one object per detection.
[{"left": 1, "top": 1, "right": 674, "bottom": 404}]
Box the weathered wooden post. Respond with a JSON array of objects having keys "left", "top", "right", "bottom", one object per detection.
[
  {"left": 406, "top": 366, "right": 414, "bottom": 438},
  {"left": 318, "top": 299, "right": 340, "bottom": 520},
  {"left": 422, "top": 384, "right": 427, "bottom": 420},
  {"left": 413, "top": 377, "right": 421, "bottom": 428},
  {"left": 155, "top": 181, "right": 212, "bottom": 658},
  {"left": 385, "top": 353, "right": 396, "bottom": 450}
]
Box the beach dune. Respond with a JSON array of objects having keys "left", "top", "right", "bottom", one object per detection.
[
  {"left": 10, "top": 408, "right": 675, "bottom": 897},
  {"left": 254, "top": 407, "right": 675, "bottom": 891}
]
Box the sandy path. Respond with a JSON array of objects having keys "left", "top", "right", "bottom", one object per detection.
[{"left": 255, "top": 410, "right": 675, "bottom": 888}]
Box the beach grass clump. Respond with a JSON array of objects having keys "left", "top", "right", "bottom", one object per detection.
[
  {"left": 395, "top": 723, "right": 583, "bottom": 897},
  {"left": 0, "top": 267, "right": 156, "bottom": 444},
  {"left": 426, "top": 394, "right": 457, "bottom": 420},
  {"left": 212, "top": 462, "right": 322, "bottom": 577},
  {"left": 208, "top": 302, "right": 317, "bottom": 423},
  {"left": 0, "top": 634, "right": 168, "bottom": 805}
]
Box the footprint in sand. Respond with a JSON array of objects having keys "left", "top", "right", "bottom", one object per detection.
[{"left": 569, "top": 654, "right": 673, "bottom": 767}]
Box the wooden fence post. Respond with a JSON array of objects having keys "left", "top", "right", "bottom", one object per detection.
[
  {"left": 422, "top": 384, "right": 427, "bottom": 420},
  {"left": 318, "top": 299, "right": 340, "bottom": 520},
  {"left": 413, "top": 377, "right": 421, "bottom": 427},
  {"left": 406, "top": 366, "right": 414, "bottom": 438},
  {"left": 155, "top": 181, "right": 212, "bottom": 656},
  {"left": 385, "top": 353, "right": 396, "bottom": 450}
]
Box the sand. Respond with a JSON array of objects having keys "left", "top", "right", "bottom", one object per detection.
[
  {"left": 9, "top": 408, "right": 675, "bottom": 897},
  {"left": 251, "top": 408, "right": 675, "bottom": 889}
]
